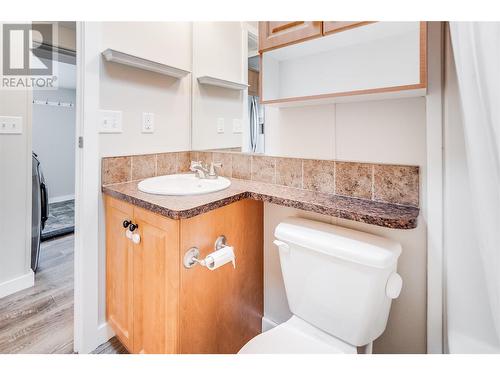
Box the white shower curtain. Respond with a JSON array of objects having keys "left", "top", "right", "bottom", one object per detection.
[{"left": 450, "top": 22, "right": 500, "bottom": 340}]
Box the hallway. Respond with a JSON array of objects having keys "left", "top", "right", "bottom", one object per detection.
[{"left": 0, "top": 235, "right": 74, "bottom": 353}]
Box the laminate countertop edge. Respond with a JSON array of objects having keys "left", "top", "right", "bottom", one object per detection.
[{"left": 102, "top": 179, "right": 419, "bottom": 230}]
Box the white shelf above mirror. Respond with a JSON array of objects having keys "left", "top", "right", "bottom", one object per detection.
[
  {"left": 102, "top": 48, "right": 190, "bottom": 78},
  {"left": 197, "top": 76, "right": 249, "bottom": 91}
]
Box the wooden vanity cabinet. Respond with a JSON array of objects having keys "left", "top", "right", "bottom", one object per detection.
[
  {"left": 105, "top": 197, "right": 134, "bottom": 351},
  {"left": 259, "top": 21, "right": 322, "bottom": 52},
  {"left": 105, "top": 195, "right": 263, "bottom": 354},
  {"left": 132, "top": 206, "right": 180, "bottom": 354},
  {"left": 179, "top": 199, "right": 263, "bottom": 353}
]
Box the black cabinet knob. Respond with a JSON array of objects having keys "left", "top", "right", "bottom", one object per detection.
[
  {"left": 129, "top": 223, "right": 138, "bottom": 232},
  {"left": 123, "top": 220, "right": 131, "bottom": 229}
]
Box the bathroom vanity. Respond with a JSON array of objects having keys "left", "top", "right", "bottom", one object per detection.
[
  {"left": 102, "top": 150, "right": 420, "bottom": 353},
  {"left": 105, "top": 195, "right": 263, "bottom": 354}
]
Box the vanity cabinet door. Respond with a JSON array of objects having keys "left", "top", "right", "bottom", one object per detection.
[
  {"left": 259, "top": 21, "right": 322, "bottom": 52},
  {"left": 322, "top": 21, "right": 374, "bottom": 35},
  {"left": 132, "top": 207, "right": 180, "bottom": 354},
  {"left": 105, "top": 196, "right": 134, "bottom": 352}
]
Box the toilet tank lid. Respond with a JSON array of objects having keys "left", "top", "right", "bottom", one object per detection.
[{"left": 274, "top": 218, "right": 402, "bottom": 269}]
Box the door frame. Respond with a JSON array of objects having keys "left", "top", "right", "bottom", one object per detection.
[
  {"left": 74, "top": 21, "right": 112, "bottom": 353},
  {"left": 425, "top": 21, "right": 444, "bottom": 354}
]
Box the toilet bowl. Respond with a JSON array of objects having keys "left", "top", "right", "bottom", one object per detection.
[
  {"left": 239, "top": 217, "right": 403, "bottom": 354},
  {"left": 239, "top": 316, "right": 357, "bottom": 354}
]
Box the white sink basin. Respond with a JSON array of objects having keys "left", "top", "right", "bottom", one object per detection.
[{"left": 138, "top": 174, "right": 231, "bottom": 196}]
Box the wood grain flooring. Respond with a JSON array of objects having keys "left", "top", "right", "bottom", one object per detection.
[
  {"left": 0, "top": 234, "right": 127, "bottom": 354},
  {"left": 91, "top": 336, "right": 128, "bottom": 354}
]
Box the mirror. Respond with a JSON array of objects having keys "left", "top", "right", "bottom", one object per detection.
[{"left": 191, "top": 22, "right": 265, "bottom": 154}]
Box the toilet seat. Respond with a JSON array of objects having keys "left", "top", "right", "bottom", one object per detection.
[{"left": 238, "top": 316, "right": 357, "bottom": 354}]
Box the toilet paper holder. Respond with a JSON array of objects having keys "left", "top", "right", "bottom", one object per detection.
[{"left": 183, "top": 235, "right": 231, "bottom": 269}]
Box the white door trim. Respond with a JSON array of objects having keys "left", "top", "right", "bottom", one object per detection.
[
  {"left": 74, "top": 21, "right": 108, "bottom": 353},
  {"left": 425, "top": 21, "right": 444, "bottom": 354}
]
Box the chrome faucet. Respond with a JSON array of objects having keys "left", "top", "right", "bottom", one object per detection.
[
  {"left": 190, "top": 161, "right": 209, "bottom": 178},
  {"left": 190, "top": 161, "right": 222, "bottom": 179}
]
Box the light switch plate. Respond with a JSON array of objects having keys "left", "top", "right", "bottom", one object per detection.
[
  {"left": 142, "top": 112, "right": 155, "bottom": 133},
  {"left": 232, "top": 118, "right": 243, "bottom": 134},
  {"left": 217, "top": 118, "right": 225, "bottom": 134},
  {"left": 0, "top": 116, "right": 23, "bottom": 134},
  {"left": 99, "top": 110, "right": 122, "bottom": 133}
]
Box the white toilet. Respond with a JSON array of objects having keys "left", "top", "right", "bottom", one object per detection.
[{"left": 239, "top": 217, "right": 403, "bottom": 354}]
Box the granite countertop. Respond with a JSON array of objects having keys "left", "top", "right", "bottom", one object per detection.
[{"left": 102, "top": 178, "right": 419, "bottom": 229}]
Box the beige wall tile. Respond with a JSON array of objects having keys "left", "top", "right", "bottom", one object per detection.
[
  {"left": 197, "top": 151, "right": 213, "bottom": 166},
  {"left": 374, "top": 165, "right": 419, "bottom": 207},
  {"left": 156, "top": 153, "right": 177, "bottom": 176},
  {"left": 335, "top": 162, "right": 373, "bottom": 199},
  {"left": 232, "top": 154, "right": 251, "bottom": 180},
  {"left": 251, "top": 155, "right": 276, "bottom": 183},
  {"left": 101, "top": 156, "right": 131, "bottom": 185},
  {"left": 275, "top": 157, "right": 302, "bottom": 188},
  {"left": 131, "top": 154, "right": 156, "bottom": 180},
  {"left": 212, "top": 152, "right": 233, "bottom": 177},
  {"left": 303, "top": 159, "right": 335, "bottom": 194},
  {"left": 177, "top": 151, "right": 192, "bottom": 172}
]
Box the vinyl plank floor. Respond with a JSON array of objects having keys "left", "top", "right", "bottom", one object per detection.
[
  {"left": 0, "top": 234, "right": 128, "bottom": 354},
  {"left": 42, "top": 200, "right": 75, "bottom": 241},
  {"left": 91, "top": 337, "right": 128, "bottom": 354},
  {"left": 0, "top": 235, "right": 75, "bottom": 354}
]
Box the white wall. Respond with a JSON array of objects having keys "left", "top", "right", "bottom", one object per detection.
[
  {"left": 264, "top": 97, "right": 427, "bottom": 354},
  {"left": 32, "top": 88, "right": 76, "bottom": 201},
  {"left": 192, "top": 22, "right": 245, "bottom": 151},
  {"left": 0, "top": 24, "right": 34, "bottom": 296},
  {"left": 99, "top": 22, "right": 192, "bottom": 156},
  {"left": 96, "top": 22, "right": 193, "bottom": 327},
  {"left": 57, "top": 24, "right": 76, "bottom": 51}
]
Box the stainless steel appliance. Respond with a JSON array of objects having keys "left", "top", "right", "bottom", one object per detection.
[
  {"left": 32, "top": 152, "right": 48, "bottom": 272},
  {"left": 249, "top": 95, "right": 265, "bottom": 153}
]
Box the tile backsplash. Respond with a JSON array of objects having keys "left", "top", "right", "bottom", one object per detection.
[{"left": 102, "top": 151, "right": 420, "bottom": 208}]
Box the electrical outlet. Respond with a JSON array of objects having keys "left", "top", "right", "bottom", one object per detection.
[
  {"left": 99, "top": 110, "right": 122, "bottom": 133},
  {"left": 142, "top": 112, "right": 155, "bottom": 133},
  {"left": 217, "top": 118, "right": 225, "bottom": 134},
  {"left": 0, "top": 116, "right": 23, "bottom": 134},
  {"left": 232, "top": 119, "right": 243, "bottom": 134}
]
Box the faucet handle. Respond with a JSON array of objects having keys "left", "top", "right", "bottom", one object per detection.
[
  {"left": 209, "top": 162, "right": 223, "bottom": 177},
  {"left": 190, "top": 160, "right": 201, "bottom": 171}
]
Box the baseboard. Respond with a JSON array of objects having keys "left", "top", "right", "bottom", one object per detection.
[
  {"left": 96, "top": 322, "right": 115, "bottom": 347},
  {"left": 0, "top": 270, "right": 34, "bottom": 299},
  {"left": 49, "top": 194, "right": 75, "bottom": 204},
  {"left": 262, "top": 316, "right": 278, "bottom": 332}
]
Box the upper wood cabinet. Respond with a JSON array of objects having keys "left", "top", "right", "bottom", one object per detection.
[
  {"left": 260, "top": 21, "right": 427, "bottom": 106},
  {"left": 248, "top": 69, "right": 259, "bottom": 97},
  {"left": 259, "top": 21, "right": 322, "bottom": 52},
  {"left": 322, "top": 21, "right": 374, "bottom": 35}
]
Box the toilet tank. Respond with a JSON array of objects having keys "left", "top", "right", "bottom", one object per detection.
[{"left": 274, "top": 218, "right": 402, "bottom": 347}]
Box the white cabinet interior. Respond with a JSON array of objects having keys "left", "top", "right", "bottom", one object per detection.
[{"left": 261, "top": 22, "right": 427, "bottom": 106}]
